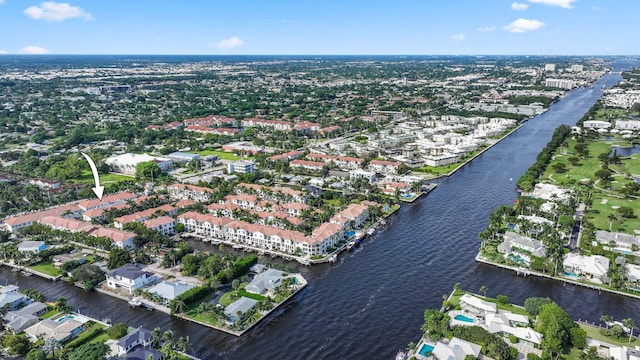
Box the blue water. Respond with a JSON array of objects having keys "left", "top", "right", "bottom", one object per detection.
[
  {"left": 419, "top": 344, "right": 434, "bottom": 356},
  {"left": 346, "top": 231, "right": 356, "bottom": 237},
  {"left": 507, "top": 223, "right": 516, "bottom": 229},
  {"left": 56, "top": 314, "right": 76, "bottom": 323},
  {"left": 564, "top": 272, "right": 579, "bottom": 277},
  {"left": 454, "top": 314, "right": 474, "bottom": 323}
]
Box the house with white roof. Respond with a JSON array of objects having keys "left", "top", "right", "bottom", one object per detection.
[
  {"left": 563, "top": 253, "right": 610, "bottom": 280},
  {"left": 497, "top": 231, "right": 547, "bottom": 264},
  {"left": 25, "top": 316, "right": 87, "bottom": 343},
  {"left": 147, "top": 281, "right": 194, "bottom": 305},
  {"left": 595, "top": 230, "right": 639, "bottom": 252},
  {"left": 17, "top": 240, "right": 46, "bottom": 254},
  {"left": 245, "top": 268, "right": 286, "bottom": 295},
  {"left": 485, "top": 312, "right": 542, "bottom": 346},
  {"left": 432, "top": 337, "right": 482, "bottom": 360},
  {"left": 106, "top": 264, "right": 155, "bottom": 294},
  {"left": 459, "top": 294, "right": 496, "bottom": 318}
]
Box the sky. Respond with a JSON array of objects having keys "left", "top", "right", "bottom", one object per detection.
[{"left": 0, "top": 0, "right": 638, "bottom": 55}]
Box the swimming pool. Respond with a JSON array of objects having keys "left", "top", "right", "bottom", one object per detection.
[
  {"left": 56, "top": 314, "right": 76, "bottom": 323},
  {"left": 564, "top": 271, "right": 579, "bottom": 277},
  {"left": 419, "top": 344, "right": 434, "bottom": 356},
  {"left": 454, "top": 314, "right": 474, "bottom": 323},
  {"left": 346, "top": 230, "right": 356, "bottom": 237}
]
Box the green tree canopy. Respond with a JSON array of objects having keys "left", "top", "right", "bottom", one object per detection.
[{"left": 107, "top": 248, "right": 132, "bottom": 269}]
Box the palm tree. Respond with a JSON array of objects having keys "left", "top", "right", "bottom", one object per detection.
[
  {"left": 161, "top": 330, "right": 174, "bottom": 348},
  {"left": 55, "top": 297, "right": 71, "bottom": 313},
  {"left": 209, "top": 277, "right": 221, "bottom": 292},
  {"left": 177, "top": 335, "right": 191, "bottom": 354},
  {"left": 608, "top": 213, "right": 618, "bottom": 231},
  {"left": 150, "top": 327, "right": 162, "bottom": 347},
  {"left": 479, "top": 285, "right": 488, "bottom": 297},
  {"left": 600, "top": 315, "right": 613, "bottom": 329},
  {"left": 623, "top": 318, "right": 635, "bottom": 343}
]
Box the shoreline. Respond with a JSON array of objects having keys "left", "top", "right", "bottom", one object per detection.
[
  {"left": 96, "top": 273, "right": 308, "bottom": 337},
  {"left": 475, "top": 253, "right": 640, "bottom": 300}
]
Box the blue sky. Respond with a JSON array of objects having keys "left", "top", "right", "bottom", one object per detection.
[{"left": 0, "top": 0, "right": 637, "bottom": 55}]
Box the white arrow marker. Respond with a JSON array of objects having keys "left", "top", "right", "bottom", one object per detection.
[{"left": 81, "top": 152, "right": 104, "bottom": 201}]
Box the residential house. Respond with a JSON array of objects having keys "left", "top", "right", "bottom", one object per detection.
[
  {"left": 167, "top": 183, "right": 213, "bottom": 202},
  {"left": 224, "top": 297, "right": 258, "bottom": 324},
  {"left": 459, "top": 294, "right": 497, "bottom": 318},
  {"left": 119, "top": 346, "right": 165, "bottom": 360},
  {"left": 486, "top": 312, "right": 542, "bottom": 347},
  {"left": 432, "top": 337, "right": 482, "bottom": 360},
  {"left": 115, "top": 327, "right": 152, "bottom": 355},
  {"left": 245, "top": 268, "right": 286, "bottom": 295},
  {"left": 497, "top": 231, "right": 547, "bottom": 264},
  {"left": 106, "top": 264, "right": 155, "bottom": 294},
  {"left": 369, "top": 160, "right": 402, "bottom": 175},
  {"left": 25, "top": 317, "right": 87, "bottom": 343},
  {"left": 142, "top": 216, "right": 176, "bottom": 236},
  {"left": 147, "top": 281, "right": 194, "bottom": 305},
  {"left": 3, "top": 302, "right": 47, "bottom": 333},
  {"left": 563, "top": 253, "right": 610, "bottom": 280},
  {"left": 17, "top": 241, "right": 46, "bottom": 254},
  {"left": 77, "top": 192, "right": 136, "bottom": 212},
  {"left": 595, "top": 230, "right": 639, "bottom": 252}
]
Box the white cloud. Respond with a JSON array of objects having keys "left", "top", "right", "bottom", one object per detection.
[
  {"left": 0, "top": 50, "right": 8, "bottom": 54},
  {"left": 528, "top": 0, "right": 576, "bottom": 9},
  {"left": 19, "top": 45, "right": 49, "bottom": 54},
  {"left": 477, "top": 26, "right": 496, "bottom": 32},
  {"left": 503, "top": 18, "right": 545, "bottom": 33},
  {"left": 24, "top": 2, "right": 93, "bottom": 22},
  {"left": 214, "top": 36, "right": 244, "bottom": 49},
  {"left": 511, "top": 2, "right": 529, "bottom": 10},
  {"left": 450, "top": 34, "right": 465, "bottom": 41},
  {"left": 0, "top": 0, "right": 6, "bottom": 5}
]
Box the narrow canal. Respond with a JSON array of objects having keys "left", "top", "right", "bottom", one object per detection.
[{"left": 2, "top": 60, "right": 638, "bottom": 360}]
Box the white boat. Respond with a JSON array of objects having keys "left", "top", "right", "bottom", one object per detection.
[
  {"left": 395, "top": 350, "right": 407, "bottom": 360},
  {"left": 232, "top": 244, "right": 243, "bottom": 249},
  {"left": 328, "top": 254, "right": 337, "bottom": 263},
  {"left": 128, "top": 297, "right": 142, "bottom": 307},
  {"left": 347, "top": 241, "right": 356, "bottom": 250},
  {"left": 297, "top": 258, "right": 311, "bottom": 266},
  {"left": 211, "top": 240, "right": 221, "bottom": 245},
  {"left": 367, "top": 228, "right": 375, "bottom": 236}
]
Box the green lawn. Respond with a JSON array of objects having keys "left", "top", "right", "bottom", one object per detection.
[
  {"left": 64, "top": 322, "right": 106, "bottom": 348},
  {"left": 588, "top": 194, "right": 640, "bottom": 234},
  {"left": 197, "top": 149, "right": 252, "bottom": 161},
  {"left": 28, "top": 261, "right": 63, "bottom": 276},
  {"left": 623, "top": 152, "right": 640, "bottom": 175},
  {"left": 542, "top": 140, "right": 616, "bottom": 186},
  {"left": 40, "top": 307, "right": 60, "bottom": 319},
  {"left": 580, "top": 324, "right": 640, "bottom": 347}
]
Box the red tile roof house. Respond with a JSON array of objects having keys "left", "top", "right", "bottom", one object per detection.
[
  {"left": 167, "top": 183, "right": 213, "bottom": 202},
  {"left": 77, "top": 192, "right": 137, "bottom": 212},
  {"left": 306, "top": 153, "right": 336, "bottom": 163},
  {"left": 142, "top": 216, "right": 176, "bottom": 236},
  {"left": 290, "top": 159, "right": 327, "bottom": 172}
]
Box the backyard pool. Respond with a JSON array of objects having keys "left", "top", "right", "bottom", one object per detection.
[
  {"left": 56, "top": 314, "right": 77, "bottom": 323},
  {"left": 419, "top": 344, "right": 434, "bottom": 356},
  {"left": 564, "top": 271, "right": 579, "bottom": 277},
  {"left": 346, "top": 230, "right": 356, "bottom": 237},
  {"left": 454, "top": 314, "right": 474, "bottom": 323}
]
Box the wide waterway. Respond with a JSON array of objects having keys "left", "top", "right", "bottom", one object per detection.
[{"left": 2, "top": 60, "right": 639, "bottom": 360}]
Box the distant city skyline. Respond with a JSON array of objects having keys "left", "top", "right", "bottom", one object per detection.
[{"left": 0, "top": 0, "right": 637, "bottom": 55}]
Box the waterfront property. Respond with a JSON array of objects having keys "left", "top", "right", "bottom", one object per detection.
[
  {"left": 3, "top": 301, "right": 48, "bottom": 333},
  {"left": 224, "top": 297, "right": 258, "bottom": 325},
  {"left": 459, "top": 293, "right": 496, "bottom": 319},
  {"left": 0, "top": 285, "right": 32, "bottom": 311},
  {"left": 24, "top": 313, "right": 90, "bottom": 343},
  {"left": 431, "top": 337, "right": 482, "bottom": 360},
  {"left": 115, "top": 326, "right": 153, "bottom": 355},
  {"left": 106, "top": 264, "right": 156, "bottom": 294},
  {"left": 147, "top": 280, "right": 195, "bottom": 305}
]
